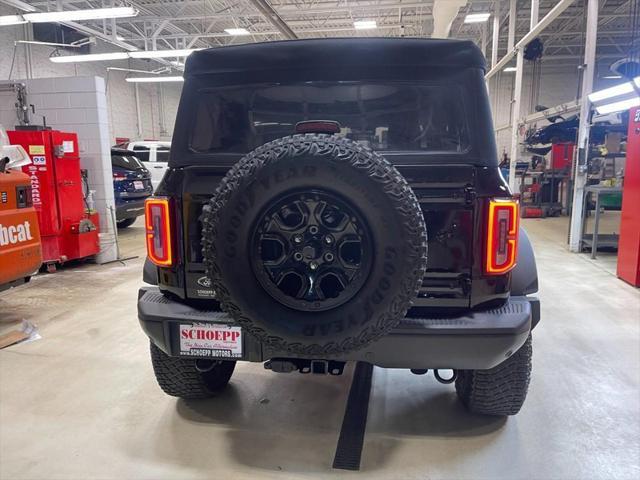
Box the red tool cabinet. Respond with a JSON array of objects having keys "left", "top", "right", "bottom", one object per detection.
[
  {"left": 617, "top": 107, "right": 640, "bottom": 286},
  {"left": 551, "top": 142, "right": 574, "bottom": 170},
  {"left": 7, "top": 129, "right": 100, "bottom": 270}
]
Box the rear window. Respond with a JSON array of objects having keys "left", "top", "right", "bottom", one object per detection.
[
  {"left": 156, "top": 149, "right": 170, "bottom": 163},
  {"left": 189, "top": 82, "right": 470, "bottom": 154},
  {"left": 132, "top": 146, "right": 150, "bottom": 161},
  {"left": 112, "top": 154, "right": 145, "bottom": 171}
]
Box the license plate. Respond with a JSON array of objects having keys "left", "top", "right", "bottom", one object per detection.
[
  {"left": 179, "top": 323, "right": 242, "bottom": 358},
  {"left": 133, "top": 180, "right": 144, "bottom": 190}
]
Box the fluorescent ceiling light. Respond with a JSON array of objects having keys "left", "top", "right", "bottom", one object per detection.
[
  {"left": 224, "top": 28, "right": 250, "bottom": 35},
  {"left": 602, "top": 75, "right": 622, "bottom": 79},
  {"left": 595, "top": 97, "right": 640, "bottom": 115},
  {"left": 129, "top": 49, "right": 198, "bottom": 58},
  {"left": 50, "top": 52, "right": 128, "bottom": 63},
  {"left": 464, "top": 13, "right": 491, "bottom": 23},
  {"left": 107, "top": 67, "right": 163, "bottom": 75},
  {"left": 125, "top": 76, "right": 184, "bottom": 83},
  {"left": 49, "top": 49, "right": 199, "bottom": 63},
  {"left": 0, "top": 15, "right": 27, "bottom": 26},
  {"left": 23, "top": 7, "right": 137, "bottom": 23},
  {"left": 588, "top": 82, "right": 635, "bottom": 102},
  {"left": 503, "top": 67, "right": 517, "bottom": 72},
  {"left": 354, "top": 20, "right": 377, "bottom": 30}
]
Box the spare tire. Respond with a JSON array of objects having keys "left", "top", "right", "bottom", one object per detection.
[{"left": 202, "top": 134, "right": 427, "bottom": 356}]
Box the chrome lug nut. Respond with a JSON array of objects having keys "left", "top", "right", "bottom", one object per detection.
[
  {"left": 293, "top": 234, "right": 303, "bottom": 244},
  {"left": 324, "top": 235, "right": 333, "bottom": 245},
  {"left": 294, "top": 252, "right": 303, "bottom": 261},
  {"left": 324, "top": 253, "right": 334, "bottom": 262},
  {"left": 310, "top": 261, "right": 319, "bottom": 270}
]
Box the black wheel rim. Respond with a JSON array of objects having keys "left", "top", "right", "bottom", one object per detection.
[{"left": 250, "top": 189, "right": 373, "bottom": 312}]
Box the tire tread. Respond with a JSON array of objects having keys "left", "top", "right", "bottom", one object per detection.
[
  {"left": 149, "top": 342, "right": 235, "bottom": 399},
  {"left": 455, "top": 335, "right": 532, "bottom": 416}
]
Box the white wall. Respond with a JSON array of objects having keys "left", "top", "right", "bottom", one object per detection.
[
  {"left": 0, "top": 9, "right": 182, "bottom": 143},
  {"left": 0, "top": 76, "right": 119, "bottom": 263}
]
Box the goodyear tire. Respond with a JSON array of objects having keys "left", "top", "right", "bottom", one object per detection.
[
  {"left": 150, "top": 342, "right": 235, "bottom": 399},
  {"left": 455, "top": 335, "right": 533, "bottom": 416},
  {"left": 202, "top": 134, "right": 427, "bottom": 356}
]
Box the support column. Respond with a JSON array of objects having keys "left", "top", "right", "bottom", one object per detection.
[
  {"left": 569, "top": 0, "right": 599, "bottom": 251},
  {"left": 508, "top": 0, "right": 516, "bottom": 51},
  {"left": 157, "top": 84, "right": 167, "bottom": 136},
  {"left": 110, "top": 0, "right": 117, "bottom": 40},
  {"left": 530, "top": 0, "right": 540, "bottom": 29},
  {"left": 134, "top": 83, "right": 143, "bottom": 139},
  {"left": 491, "top": 0, "right": 500, "bottom": 68},
  {"left": 508, "top": 49, "right": 524, "bottom": 192},
  {"left": 22, "top": 23, "right": 33, "bottom": 79},
  {"left": 481, "top": 23, "right": 488, "bottom": 58}
]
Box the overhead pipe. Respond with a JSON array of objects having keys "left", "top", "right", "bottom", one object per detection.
[
  {"left": 431, "top": 0, "right": 467, "bottom": 38},
  {"left": 247, "top": 0, "right": 298, "bottom": 40}
]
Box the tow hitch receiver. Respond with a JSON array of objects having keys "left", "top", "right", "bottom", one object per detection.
[{"left": 265, "top": 358, "right": 346, "bottom": 375}]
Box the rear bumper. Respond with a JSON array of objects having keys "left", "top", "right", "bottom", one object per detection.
[
  {"left": 138, "top": 286, "right": 539, "bottom": 370},
  {"left": 115, "top": 198, "right": 146, "bottom": 221}
]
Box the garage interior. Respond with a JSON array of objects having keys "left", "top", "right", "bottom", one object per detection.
[{"left": 0, "top": 1, "right": 639, "bottom": 479}]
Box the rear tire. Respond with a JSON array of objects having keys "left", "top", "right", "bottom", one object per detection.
[
  {"left": 117, "top": 217, "right": 137, "bottom": 229},
  {"left": 455, "top": 335, "right": 532, "bottom": 416},
  {"left": 149, "top": 342, "right": 235, "bottom": 399}
]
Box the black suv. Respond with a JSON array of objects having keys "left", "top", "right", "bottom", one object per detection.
[
  {"left": 138, "top": 38, "right": 540, "bottom": 416},
  {"left": 111, "top": 148, "right": 153, "bottom": 228}
]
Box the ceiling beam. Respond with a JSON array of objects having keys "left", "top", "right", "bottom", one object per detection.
[{"left": 247, "top": 0, "right": 297, "bottom": 39}]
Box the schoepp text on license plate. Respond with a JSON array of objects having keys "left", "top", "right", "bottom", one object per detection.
[{"left": 179, "top": 323, "right": 242, "bottom": 358}]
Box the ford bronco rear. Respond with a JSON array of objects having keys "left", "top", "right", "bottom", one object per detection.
[{"left": 137, "top": 38, "right": 540, "bottom": 416}]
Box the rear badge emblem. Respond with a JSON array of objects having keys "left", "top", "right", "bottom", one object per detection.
[{"left": 197, "top": 276, "right": 212, "bottom": 288}]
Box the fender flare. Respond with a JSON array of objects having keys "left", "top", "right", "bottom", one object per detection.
[
  {"left": 511, "top": 228, "right": 538, "bottom": 295},
  {"left": 143, "top": 257, "right": 158, "bottom": 285}
]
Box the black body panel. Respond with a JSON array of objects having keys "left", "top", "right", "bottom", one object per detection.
[{"left": 152, "top": 163, "right": 513, "bottom": 311}]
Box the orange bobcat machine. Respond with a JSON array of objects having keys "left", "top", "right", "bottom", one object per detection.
[{"left": 0, "top": 128, "right": 42, "bottom": 292}]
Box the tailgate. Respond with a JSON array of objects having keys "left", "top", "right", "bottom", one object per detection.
[{"left": 179, "top": 164, "right": 477, "bottom": 308}]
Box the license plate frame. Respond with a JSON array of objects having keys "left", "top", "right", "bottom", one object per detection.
[
  {"left": 178, "top": 323, "right": 242, "bottom": 358},
  {"left": 133, "top": 180, "right": 144, "bottom": 190}
]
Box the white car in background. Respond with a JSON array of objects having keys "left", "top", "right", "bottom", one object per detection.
[{"left": 115, "top": 141, "right": 171, "bottom": 191}]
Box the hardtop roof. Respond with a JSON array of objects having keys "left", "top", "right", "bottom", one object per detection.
[{"left": 185, "top": 38, "right": 486, "bottom": 77}]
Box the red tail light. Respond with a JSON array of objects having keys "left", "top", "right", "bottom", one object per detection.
[
  {"left": 113, "top": 172, "right": 127, "bottom": 181},
  {"left": 145, "top": 197, "right": 174, "bottom": 267},
  {"left": 485, "top": 199, "right": 519, "bottom": 275}
]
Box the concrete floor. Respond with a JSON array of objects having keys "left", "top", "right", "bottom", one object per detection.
[{"left": 1, "top": 217, "right": 639, "bottom": 480}]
